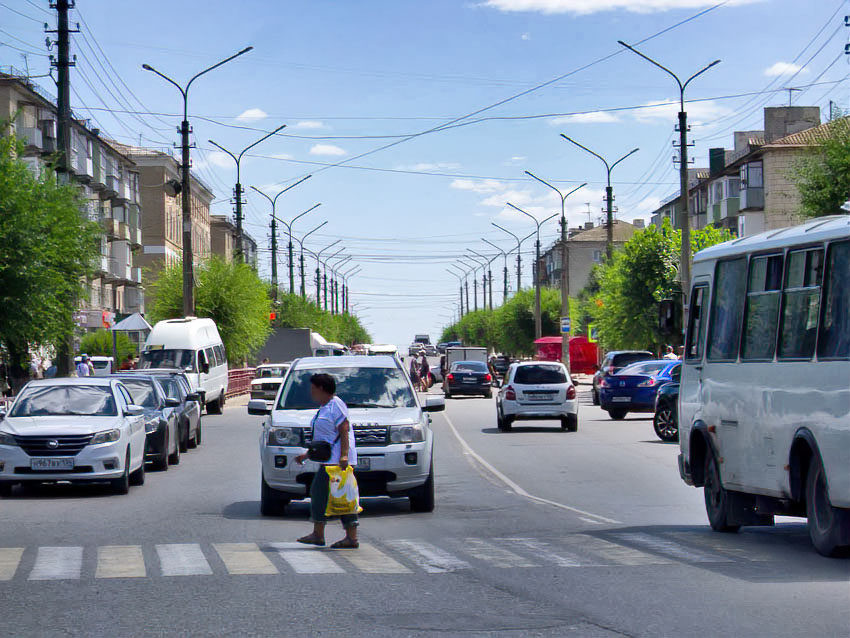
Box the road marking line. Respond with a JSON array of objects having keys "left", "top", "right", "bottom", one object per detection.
[
  {"left": 337, "top": 543, "right": 411, "bottom": 574},
  {"left": 270, "top": 545, "right": 345, "bottom": 574},
  {"left": 458, "top": 538, "right": 537, "bottom": 568},
  {"left": 612, "top": 532, "right": 731, "bottom": 563},
  {"left": 667, "top": 532, "right": 773, "bottom": 562},
  {"left": 156, "top": 543, "right": 213, "bottom": 576},
  {"left": 96, "top": 546, "right": 146, "bottom": 578},
  {"left": 560, "top": 534, "right": 671, "bottom": 566},
  {"left": 214, "top": 543, "right": 278, "bottom": 575},
  {"left": 29, "top": 546, "right": 83, "bottom": 580},
  {"left": 500, "top": 538, "right": 583, "bottom": 567},
  {"left": 385, "top": 540, "right": 470, "bottom": 574},
  {"left": 0, "top": 548, "right": 24, "bottom": 581},
  {"left": 441, "top": 412, "right": 621, "bottom": 525}
]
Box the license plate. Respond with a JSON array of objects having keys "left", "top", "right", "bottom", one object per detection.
[
  {"left": 354, "top": 458, "right": 370, "bottom": 471},
  {"left": 526, "top": 394, "right": 550, "bottom": 401},
  {"left": 30, "top": 458, "right": 74, "bottom": 471},
  {"left": 612, "top": 396, "right": 631, "bottom": 403},
  {"left": 462, "top": 378, "right": 476, "bottom": 383}
]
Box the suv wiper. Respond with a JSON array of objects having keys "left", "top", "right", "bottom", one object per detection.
[{"left": 346, "top": 402, "right": 385, "bottom": 408}]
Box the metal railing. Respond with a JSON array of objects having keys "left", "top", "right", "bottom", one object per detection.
[{"left": 226, "top": 368, "right": 256, "bottom": 398}]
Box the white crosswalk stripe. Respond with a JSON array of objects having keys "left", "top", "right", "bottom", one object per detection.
[
  {"left": 338, "top": 543, "right": 411, "bottom": 574},
  {"left": 611, "top": 532, "right": 731, "bottom": 563},
  {"left": 501, "top": 538, "right": 584, "bottom": 567},
  {"left": 270, "top": 543, "right": 345, "bottom": 574},
  {"left": 214, "top": 543, "right": 278, "bottom": 575},
  {"left": 560, "top": 534, "right": 672, "bottom": 566},
  {"left": 667, "top": 532, "right": 774, "bottom": 562},
  {"left": 156, "top": 543, "right": 213, "bottom": 576},
  {"left": 0, "top": 548, "right": 23, "bottom": 581},
  {"left": 29, "top": 546, "right": 83, "bottom": 580},
  {"left": 96, "top": 545, "right": 146, "bottom": 578},
  {"left": 456, "top": 538, "right": 538, "bottom": 568},
  {"left": 384, "top": 539, "right": 470, "bottom": 574}
]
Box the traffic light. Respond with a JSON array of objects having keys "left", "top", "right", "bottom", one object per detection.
[{"left": 269, "top": 312, "right": 277, "bottom": 321}]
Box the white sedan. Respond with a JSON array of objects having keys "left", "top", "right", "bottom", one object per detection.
[
  {"left": 496, "top": 361, "right": 578, "bottom": 432},
  {"left": 0, "top": 378, "right": 148, "bottom": 495}
]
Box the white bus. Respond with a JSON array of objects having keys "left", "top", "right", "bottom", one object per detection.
[{"left": 678, "top": 216, "right": 849, "bottom": 557}]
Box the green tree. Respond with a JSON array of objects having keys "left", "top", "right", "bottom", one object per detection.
[
  {"left": 274, "top": 293, "right": 370, "bottom": 345},
  {"left": 0, "top": 128, "right": 100, "bottom": 372},
  {"left": 795, "top": 121, "right": 850, "bottom": 218},
  {"left": 148, "top": 256, "right": 272, "bottom": 364},
  {"left": 79, "top": 330, "right": 136, "bottom": 362}
]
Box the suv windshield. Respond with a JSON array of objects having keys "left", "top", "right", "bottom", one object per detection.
[
  {"left": 514, "top": 365, "right": 567, "bottom": 385},
  {"left": 118, "top": 379, "right": 159, "bottom": 408},
  {"left": 618, "top": 361, "right": 668, "bottom": 377},
  {"left": 139, "top": 349, "right": 195, "bottom": 372},
  {"left": 277, "top": 366, "right": 416, "bottom": 410},
  {"left": 10, "top": 385, "right": 118, "bottom": 417},
  {"left": 452, "top": 361, "right": 487, "bottom": 372}
]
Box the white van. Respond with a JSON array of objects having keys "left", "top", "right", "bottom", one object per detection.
[
  {"left": 139, "top": 317, "right": 229, "bottom": 414},
  {"left": 678, "top": 216, "right": 849, "bottom": 557}
]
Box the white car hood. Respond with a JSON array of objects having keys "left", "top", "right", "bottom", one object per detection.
[
  {"left": 251, "top": 378, "right": 283, "bottom": 386},
  {"left": 0, "top": 415, "right": 123, "bottom": 436},
  {"left": 271, "top": 406, "right": 421, "bottom": 427}
]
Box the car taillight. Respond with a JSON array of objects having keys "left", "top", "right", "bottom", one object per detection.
[
  {"left": 600, "top": 378, "right": 610, "bottom": 388},
  {"left": 566, "top": 385, "right": 576, "bottom": 400},
  {"left": 446, "top": 373, "right": 454, "bottom": 381},
  {"left": 484, "top": 373, "right": 492, "bottom": 382},
  {"left": 504, "top": 386, "right": 516, "bottom": 400},
  {"left": 637, "top": 378, "right": 656, "bottom": 387}
]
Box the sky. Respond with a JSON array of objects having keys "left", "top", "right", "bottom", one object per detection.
[{"left": 2, "top": 0, "right": 847, "bottom": 348}]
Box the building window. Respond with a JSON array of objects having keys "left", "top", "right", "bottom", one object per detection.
[
  {"left": 708, "top": 181, "right": 723, "bottom": 205},
  {"left": 740, "top": 161, "right": 763, "bottom": 189},
  {"left": 593, "top": 250, "right": 602, "bottom": 263},
  {"left": 725, "top": 178, "right": 741, "bottom": 199}
]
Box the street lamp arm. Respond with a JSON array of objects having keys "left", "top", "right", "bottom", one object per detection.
[
  {"left": 298, "top": 220, "right": 328, "bottom": 247},
  {"left": 682, "top": 59, "right": 721, "bottom": 93},
  {"left": 617, "top": 40, "right": 683, "bottom": 91},
  {"left": 609, "top": 147, "right": 640, "bottom": 172},
  {"left": 565, "top": 182, "right": 588, "bottom": 199},
  {"left": 491, "top": 222, "right": 520, "bottom": 248},
  {"left": 317, "top": 239, "right": 341, "bottom": 259},
  {"left": 207, "top": 139, "right": 238, "bottom": 165},
  {"left": 481, "top": 238, "right": 506, "bottom": 257},
  {"left": 525, "top": 170, "right": 563, "bottom": 200},
  {"left": 187, "top": 46, "right": 253, "bottom": 92},
  {"left": 238, "top": 123, "right": 287, "bottom": 163},
  {"left": 290, "top": 203, "right": 321, "bottom": 227},
  {"left": 506, "top": 202, "right": 539, "bottom": 229},
  {"left": 560, "top": 134, "right": 610, "bottom": 172},
  {"left": 141, "top": 64, "right": 185, "bottom": 97},
  {"left": 540, "top": 212, "right": 559, "bottom": 227},
  {"left": 273, "top": 175, "right": 313, "bottom": 205}
]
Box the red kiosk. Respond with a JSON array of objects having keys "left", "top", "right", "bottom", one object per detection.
[{"left": 533, "top": 336, "right": 598, "bottom": 375}]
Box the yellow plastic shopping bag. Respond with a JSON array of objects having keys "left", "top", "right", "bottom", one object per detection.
[{"left": 325, "top": 465, "right": 364, "bottom": 517}]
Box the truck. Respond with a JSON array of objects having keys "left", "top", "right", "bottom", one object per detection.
[
  {"left": 446, "top": 346, "right": 488, "bottom": 368},
  {"left": 413, "top": 334, "right": 431, "bottom": 345},
  {"left": 256, "top": 328, "right": 344, "bottom": 363}
]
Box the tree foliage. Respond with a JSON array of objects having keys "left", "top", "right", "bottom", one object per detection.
[
  {"left": 0, "top": 128, "right": 100, "bottom": 367},
  {"left": 148, "top": 256, "right": 272, "bottom": 364},
  {"left": 274, "top": 293, "right": 371, "bottom": 345},
  {"left": 795, "top": 121, "right": 850, "bottom": 218},
  {"left": 79, "top": 329, "right": 135, "bottom": 361}
]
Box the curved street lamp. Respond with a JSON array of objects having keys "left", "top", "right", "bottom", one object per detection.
[{"left": 294, "top": 220, "right": 327, "bottom": 298}]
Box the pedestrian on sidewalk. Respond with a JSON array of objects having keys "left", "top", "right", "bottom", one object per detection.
[
  {"left": 75, "top": 354, "right": 91, "bottom": 377},
  {"left": 294, "top": 373, "right": 359, "bottom": 549}
]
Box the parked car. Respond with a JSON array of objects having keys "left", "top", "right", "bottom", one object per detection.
[
  {"left": 250, "top": 363, "right": 290, "bottom": 411},
  {"left": 119, "top": 368, "right": 202, "bottom": 452},
  {"left": 429, "top": 363, "right": 443, "bottom": 383},
  {"left": 591, "top": 350, "right": 654, "bottom": 405},
  {"left": 113, "top": 374, "right": 181, "bottom": 470},
  {"left": 653, "top": 367, "right": 680, "bottom": 442},
  {"left": 599, "top": 360, "right": 681, "bottom": 420},
  {"left": 249, "top": 355, "right": 445, "bottom": 515},
  {"left": 0, "top": 378, "right": 147, "bottom": 495},
  {"left": 444, "top": 361, "right": 492, "bottom": 398},
  {"left": 496, "top": 361, "right": 578, "bottom": 432}
]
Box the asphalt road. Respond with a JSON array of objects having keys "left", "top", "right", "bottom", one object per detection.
[{"left": 1, "top": 387, "right": 848, "bottom": 638}]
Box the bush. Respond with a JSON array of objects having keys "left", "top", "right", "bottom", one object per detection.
[{"left": 79, "top": 330, "right": 136, "bottom": 361}]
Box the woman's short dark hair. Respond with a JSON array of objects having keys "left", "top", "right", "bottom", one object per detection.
[{"left": 310, "top": 373, "right": 336, "bottom": 394}]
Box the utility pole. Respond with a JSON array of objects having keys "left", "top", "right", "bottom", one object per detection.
[
  {"left": 618, "top": 42, "right": 720, "bottom": 304},
  {"left": 270, "top": 216, "right": 278, "bottom": 303},
  {"left": 315, "top": 240, "right": 341, "bottom": 308},
  {"left": 482, "top": 239, "right": 509, "bottom": 306},
  {"left": 295, "top": 220, "right": 328, "bottom": 299},
  {"left": 525, "top": 172, "right": 586, "bottom": 370},
  {"left": 143, "top": 46, "right": 253, "bottom": 316},
  {"left": 448, "top": 268, "right": 465, "bottom": 317},
  {"left": 469, "top": 249, "right": 496, "bottom": 311}
]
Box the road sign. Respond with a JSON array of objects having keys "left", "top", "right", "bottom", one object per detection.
[
  {"left": 560, "top": 317, "right": 571, "bottom": 334},
  {"left": 588, "top": 323, "right": 598, "bottom": 343}
]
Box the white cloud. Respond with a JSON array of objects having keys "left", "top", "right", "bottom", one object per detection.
[
  {"left": 550, "top": 111, "right": 620, "bottom": 125},
  {"left": 236, "top": 108, "right": 268, "bottom": 122},
  {"left": 521, "top": 32, "right": 531, "bottom": 40},
  {"left": 309, "top": 143, "right": 347, "bottom": 157},
  {"left": 763, "top": 62, "right": 807, "bottom": 77},
  {"left": 294, "top": 120, "right": 327, "bottom": 129},
  {"left": 632, "top": 99, "right": 730, "bottom": 125},
  {"left": 481, "top": 0, "right": 760, "bottom": 14}
]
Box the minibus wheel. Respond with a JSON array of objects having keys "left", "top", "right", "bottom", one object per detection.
[
  {"left": 806, "top": 455, "right": 850, "bottom": 557},
  {"left": 704, "top": 449, "right": 740, "bottom": 533}
]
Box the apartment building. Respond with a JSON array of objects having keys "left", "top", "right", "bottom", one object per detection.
[
  {"left": 210, "top": 214, "right": 258, "bottom": 269},
  {"left": 0, "top": 69, "right": 144, "bottom": 329}
]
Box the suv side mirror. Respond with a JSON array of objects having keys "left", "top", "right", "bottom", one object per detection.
[
  {"left": 247, "top": 399, "right": 271, "bottom": 416},
  {"left": 125, "top": 405, "right": 145, "bottom": 417},
  {"left": 186, "top": 392, "right": 200, "bottom": 402},
  {"left": 423, "top": 396, "right": 445, "bottom": 412},
  {"left": 165, "top": 397, "right": 181, "bottom": 408}
]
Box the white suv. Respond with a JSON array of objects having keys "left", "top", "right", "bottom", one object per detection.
[
  {"left": 250, "top": 356, "right": 445, "bottom": 515},
  {"left": 496, "top": 361, "right": 578, "bottom": 432}
]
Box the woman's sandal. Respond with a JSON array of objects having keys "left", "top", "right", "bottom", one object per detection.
[
  {"left": 296, "top": 534, "right": 326, "bottom": 546},
  {"left": 330, "top": 538, "right": 359, "bottom": 549}
]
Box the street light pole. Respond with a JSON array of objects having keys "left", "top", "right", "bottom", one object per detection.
[
  {"left": 525, "top": 172, "right": 587, "bottom": 369},
  {"left": 315, "top": 240, "right": 341, "bottom": 308},
  {"left": 465, "top": 252, "right": 488, "bottom": 310},
  {"left": 329, "top": 255, "right": 352, "bottom": 315},
  {"left": 482, "top": 239, "right": 509, "bottom": 305},
  {"left": 272, "top": 203, "right": 321, "bottom": 294},
  {"left": 492, "top": 223, "right": 523, "bottom": 294},
  {"left": 461, "top": 258, "right": 481, "bottom": 312},
  {"left": 142, "top": 46, "right": 253, "bottom": 316},
  {"left": 469, "top": 249, "right": 497, "bottom": 311},
  {"left": 208, "top": 124, "right": 286, "bottom": 261},
  {"left": 323, "top": 248, "right": 345, "bottom": 312},
  {"left": 506, "top": 203, "right": 558, "bottom": 339},
  {"left": 447, "top": 268, "right": 465, "bottom": 317},
  {"left": 618, "top": 41, "right": 720, "bottom": 304},
  {"left": 295, "top": 220, "right": 328, "bottom": 299},
  {"left": 560, "top": 135, "right": 639, "bottom": 262}
]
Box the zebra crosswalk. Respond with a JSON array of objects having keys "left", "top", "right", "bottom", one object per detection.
[{"left": 0, "top": 531, "right": 779, "bottom": 582}]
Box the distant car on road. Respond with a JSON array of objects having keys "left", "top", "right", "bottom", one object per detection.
[
  {"left": 436, "top": 342, "right": 448, "bottom": 354},
  {"left": 0, "top": 378, "right": 148, "bottom": 495},
  {"left": 250, "top": 363, "right": 290, "bottom": 411},
  {"left": 444, "top": 361, "right": 492, "bottom": 398},
  {"left": 653, "top": 367, "right": 680, "bottom": 442},
  {"left": 496, "top": 361, "right": 578, "bottom": 432},
  {"left": 591, "top": 350, "right": 654, "bottom": 405},
  {"left": 599, "top": 360, "right": 680, "bottom": 420},
  {"left": 424, "top": 344, "right": 437, "bottom": 356},
  {"left": 490, "top": 354, "right": 512, "bottom": 377}
]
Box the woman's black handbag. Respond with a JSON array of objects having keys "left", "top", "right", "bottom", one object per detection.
[{"left": 307, "top": 440, "right": 333, "bottom": 463}]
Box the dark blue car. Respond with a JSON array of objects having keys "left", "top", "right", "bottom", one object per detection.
[{"left": 599, "top": 359, "right": 681, "bottom": 420}]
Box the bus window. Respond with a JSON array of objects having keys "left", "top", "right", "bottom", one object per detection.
[
  {"left": 778, "top": 248, "right": 824, "bottom": 360},
  {"left": 817, "top": 240, "right": 850, "bottom": 360},
  {"left": 707, "top": 257, "right": 747, "bottom": 361},
  {"left": 685, "top": 285, "right": 708, "bottom": 361},
  {"left": 742, "top": 254, "right": 783, "bottom": 361}
]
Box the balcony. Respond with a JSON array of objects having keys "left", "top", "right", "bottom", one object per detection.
[
  {"left": 102, "top": 258, "right": 130, "bottom": 282},
  {"left": 130, "top": 267, "right": 142, "bottom": 284},
  {"left": 719, "top": 197, "right": 740, "bottom": 220},
  {"left": 740, "top": 186, "right": 764, "bottom": 211},
  {"left": 104, "top": 174, "right": 119, "bottom": 197},
  {"left": 19, "top": 127, "right": 43, "bottom": 151}
]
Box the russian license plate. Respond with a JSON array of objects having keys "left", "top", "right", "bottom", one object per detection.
[
  {"left": 354, "top": 458, "right": 371, "bottom": 471},
  {"left": 526, "top": 394, "right": 550, "bottom": 401},
  {"left": 612, "top": 396, "right": 630, "bottom": 403},
  {"left": 462, "top": 378, "right": 476, "bottom": 383},
  {"left": 30, "top": 458, "right": 74, "bottom": 471}
]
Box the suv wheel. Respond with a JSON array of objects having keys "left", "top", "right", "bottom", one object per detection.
[
  {"left": 207, "top": 394, "right": 223, "bottom": 415},
  {"left": 260, "top": 475, "right": 291, "bottom": 516},
  {"left": 409, "top": 462, "right": 435, "bottom": 513},
  {"left": 497, "top": 408, "right": 513, "bottom": 432}
]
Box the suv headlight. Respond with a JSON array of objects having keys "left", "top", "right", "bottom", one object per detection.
[
  {"left": 390, "top": 423, "right": 425, "bottom": 444},
  {"left": 90, "top": 429, "right": 121, "bottom": 445},
  {"left": 269, "top": 427, "right": 302, "bottom": 447},
  {"left": 0, "top": 431, "right": 18, "bottom": 446},
  {"left": 145, "top": 418, "right": 162, "bottom": 434}
]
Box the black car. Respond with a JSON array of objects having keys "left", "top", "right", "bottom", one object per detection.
[
  {"left": 653, "top": 366, "right": 680, "bottom": 442},
  {"left": 591, "top": 350, "right": 653, "bottom": 405},
  {"left": 113, "top": 374, "right": 181, "bottom": 471},
  {"left": 119, "top": 368, "right": 202, "bottom": 452},
  {"left": 444, "top": 361, "right": 492, "bottom": 398},
  {"left": 491, "top": 355, "right": 512, "bottom": 377}
]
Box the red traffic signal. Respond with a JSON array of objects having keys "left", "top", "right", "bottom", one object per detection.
[{"left": 269, "top": 312, "right": 277, "bottom": 321}]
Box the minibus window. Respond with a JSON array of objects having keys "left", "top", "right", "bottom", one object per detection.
[
  {"left": 817, "top": 240, "right": 850, "bottom": 360},
  {"left": 685, "top": 286, "right": 707, "bottom": 361},
  {"left": 778, "top": 248, "right": 824, "bottom": 360},
  {"left": 707, "top": 258, "right": 747, "bottom": 361},
  {"left": 742, "top": 254, "right": 783, "bottom": 361},
  {"left": 205, "top": 347, "right": 216, "bottom": 368}
]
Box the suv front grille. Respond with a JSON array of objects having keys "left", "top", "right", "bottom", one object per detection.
[
  {"left": 13, "top": 434, "right": 94, "bottom": 457},
  {"left": 305, "top": 423, "right": 389, "bottom": 447}
]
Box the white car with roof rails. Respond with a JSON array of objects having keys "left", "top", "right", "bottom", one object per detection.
[
  {"left": 249, "top": 355, "right": 445, "bottom": 515},
  {"left": 0, "top": 377, "right": 148, "bottom": 495},
  {"left": 250, "top": 363, "right": 290, "bottom": 412},
  {"left": 496, "top": 361, "right": 578, "bottom": 432}
]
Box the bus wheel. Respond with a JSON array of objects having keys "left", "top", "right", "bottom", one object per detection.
[
  {"left": 704, "top": 449, "right": 741, "bottom": 533},
  {"left": 806, "top": 455, "right": 850, "bottom": 557}
]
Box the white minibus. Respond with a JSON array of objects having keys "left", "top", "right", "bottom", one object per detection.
[
  {"left": 678, "top": 215, "right": 849, "bottom": 556},
  {"left": 139, "top": 317, "right": 229, "bottom": 414}
]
